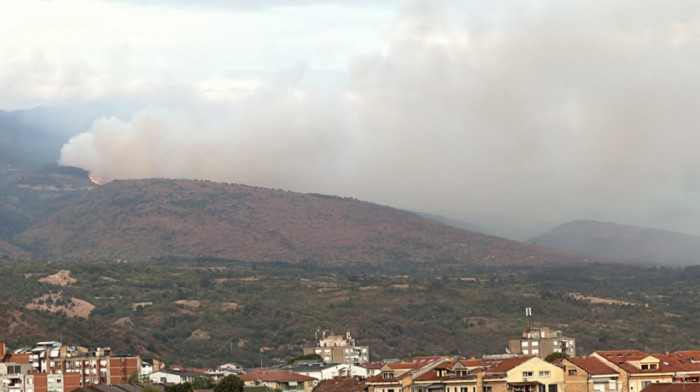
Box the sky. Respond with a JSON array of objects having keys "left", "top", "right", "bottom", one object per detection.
[{"left": 2, "top": 0, "right": 700, "bottom": 240}]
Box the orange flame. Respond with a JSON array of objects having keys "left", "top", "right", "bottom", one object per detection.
[{"left": 89, "top": 176, "right": 103, "bottom": 186}]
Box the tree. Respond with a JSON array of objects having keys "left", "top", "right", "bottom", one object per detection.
[
  {"left": 544, "top": 352, "right": 569, "bottom": 363},
  {"left": 192, "top": 375, "right": 215, "bottom": 390},
  {"left": 165, "top": 382, "right": 192, "bottom": 392},
  {"left": 214, "top": 375, "right": 244, "bottom": 392},
  {"left": 128, "top": 370, "right": 140, "bottom": 385},
  {"left": 288, "top": 353, "right": 321, "bottom": 364}
]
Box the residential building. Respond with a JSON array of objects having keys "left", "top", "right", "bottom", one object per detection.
[
  {"left": 303, "top": 332, "right": 370, "bottom": 365},
  {"left": 508, "top": 327, "right": 576, "bottom": 359},
  {"left": 650, "top": 353, "right": 700, "bottom": 383},
  {"left": 558, "top": 356, "right": 620, "bottom": 392},
  {"left": 2, "top": 341, "right": 140, "bottom": 390},
  {"left": 591, "top": 351, "right": 676, "bottom": 392},
  {"left": 1, "top": 363, "right": 34, "bottom": 392},
  {"left": 411, "top": 360, "right": 479, "bottom": 392},
  {"left": 481, "top": 356, "right": 564, "bottom": 392},
  {"left": 239, "top": 369, "right": 318, "bottom": 392},
  {"left": 365, "top": 356, "right": 448, "bottom": 392},
  {"left": 287, "top": 361, "right": 368, "bottom": 380}
]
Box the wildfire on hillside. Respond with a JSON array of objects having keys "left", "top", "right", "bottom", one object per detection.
[{"left": 89, "top": 176, "right": 103, "bottom": 186}]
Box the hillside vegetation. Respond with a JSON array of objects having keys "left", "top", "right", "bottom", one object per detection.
[
  {"left": 0, "top": 259, "right": 698, "bottom": 367},
  {"left": 14, "top": 178, "right": 582, "bottom": 266}
]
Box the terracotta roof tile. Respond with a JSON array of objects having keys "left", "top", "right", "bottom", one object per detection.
[
  {"left": 641, "top": 384, "right": 700, "bottom": 392},
  {"left": 565, "top": 357, "right": 618, "bottom": 376},
  {"left": 484, "top": 357, "right": 533, "bottom": 374}
]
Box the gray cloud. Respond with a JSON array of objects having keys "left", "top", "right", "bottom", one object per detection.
[{"left": 60, "top": 1, "right": 700, "bottom": 239}]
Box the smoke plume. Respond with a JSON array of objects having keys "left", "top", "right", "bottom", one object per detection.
[{"left": 60, "top": 1, "right": 700, "bottom": 239}]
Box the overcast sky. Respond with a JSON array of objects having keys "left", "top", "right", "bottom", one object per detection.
[{"left": 2, "top": 0, "right": 700, "bottom": 239}]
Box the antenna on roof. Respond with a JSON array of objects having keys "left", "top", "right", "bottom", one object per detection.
[{"left": 525, "top": 307, "right": 532, "bottom": 331}]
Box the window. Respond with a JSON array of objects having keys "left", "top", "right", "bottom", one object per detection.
[
  {"left": 532, "top": 349, "right": 539, "bottom": 355},
  {"left": 568, "top": 369, "right": 577, "bottom": 376},
  {"left": 483, "top": 387, "right": 492, "bottom": 392},
  {"left": 642, "top": 382, "right": 651, "bottom": 389},
  {"left": 524, "top": 350, "right": 530, "bottom": 355},
  {"left": 523, "top": 372, "right": 534, "bottom": 378},
  {"left": 461, "top": 388, "right": 469, "bottom": 392},
  {"left": 549, "top": 385, "right": 558, "bottom": 392},
  {"left": 539, "top": 371, "right": 550, "bottom": 378},
  {"left": 532, "top": 341, "right": 539, "bottom": 347}
]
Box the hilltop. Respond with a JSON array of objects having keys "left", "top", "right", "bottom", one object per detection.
[
  {"left": 530, "top": 220, "right": 700, "bottom": 266},
  {"left": 14, "top": 178, "right": 580, "bottom": 266}
]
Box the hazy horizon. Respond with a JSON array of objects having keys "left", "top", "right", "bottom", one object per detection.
[{"left": 2, "top": 0, "right": 699, "bottom": 240}]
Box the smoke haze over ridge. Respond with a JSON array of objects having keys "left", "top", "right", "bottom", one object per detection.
[{"left": 3, "top": 1, "right": 699, "bottom": 239}]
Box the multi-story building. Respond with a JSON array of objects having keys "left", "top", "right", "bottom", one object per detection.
[
  {"left": 302, "top": 331, "right": 370, "bottom": 365},
  {"left": 508, "top": 327, "right": 576, "bottom": 359},
  {"left": 591, "top": 351, "right": 676, "bottom": 392},
  {"left": 1, "top": 341, "right": 141, "bottom": 391},
  {"left": 481, "top": 356, "right": 565, "bottom": 392},
  {"left": 287, "top": 361, "right": 369, "bottom": 380},
  {"left": 410, "top": 359, "right": 479, "bottom": 392},
  {"left": 365, "top": 356, "right": 448, "bottom": 392}
]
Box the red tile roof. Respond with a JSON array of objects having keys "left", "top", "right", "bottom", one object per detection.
[
  {"left": 387, "top": 363, "right": 418, "bottom": 370},
  {"left": 565, "top": 357, "right": 618, "bottom": 376},
  {"left": 484, "top": 357, "right": 533, "bottom": 375},
  {"left": 314, "top": 377, "right": 366, "bottom": 392},
  {"left": 652, "top": 353, "right": 700, "bottom": 373},
  {"left": 641, "top": 384, "right": 700, "bottom": 392},
  {"left": 676, "top": 351, "right": 700, "bottom": 363},
  {"left": 365, "top": 357, "right": 445, "bottom": 384},
  {"left": 595, "top": 351, "right": 700, "bottom": 375}
]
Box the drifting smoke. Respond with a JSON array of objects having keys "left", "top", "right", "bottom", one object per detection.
[{"left": 60, "top": 1, "right": 700, "bottom": 239}]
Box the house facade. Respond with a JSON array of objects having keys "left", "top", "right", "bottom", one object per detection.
[
  {"left": 558, "top": 357, "right": 619, "bottom": 392},
  {"left": 239, "top": 369, "right": 318, "bottom": 392},
  {"left": 302, "top": 332, "right": 370, "bottom": 365}
]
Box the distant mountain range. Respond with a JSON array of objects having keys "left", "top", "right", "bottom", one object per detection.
[
  {"left": 530, "top": 220, "right": 700, "bottom": 266},
  {"left": 1, "top": 163, "right": 698, "bottom": 267}
]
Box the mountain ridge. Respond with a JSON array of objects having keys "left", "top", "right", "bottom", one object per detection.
[
  {"left": 530, "top": 220, "right": 700, "bottom": 266},
  {"left": 14, "top": 178, "right": 581, "bottom": 266}
]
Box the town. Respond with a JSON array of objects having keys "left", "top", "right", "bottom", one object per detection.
[{"left": 2, "top": 327, "right": 699, "bottom": 392}]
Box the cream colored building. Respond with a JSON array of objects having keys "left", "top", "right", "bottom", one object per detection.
[{"left": 482, "top": 356, "right": 565, "bottom": 392}]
